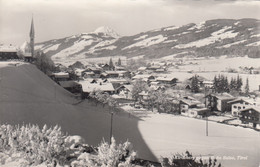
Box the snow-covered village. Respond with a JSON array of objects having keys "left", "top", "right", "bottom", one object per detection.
[{"left": 0, "top": 0, "right": 260, "bottom": 167}]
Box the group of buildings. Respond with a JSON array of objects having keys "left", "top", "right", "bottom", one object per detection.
[{"left": 51, "top": 60, "right": 260, "bottom": 129}]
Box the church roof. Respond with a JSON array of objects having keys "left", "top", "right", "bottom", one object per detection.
[{"left": 30, "top": 17, "right": 35, "bottom": 38}]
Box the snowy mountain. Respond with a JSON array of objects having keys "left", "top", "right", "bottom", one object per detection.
[{"left": 36, "top": 19, "right": 260, "bottom": 64}]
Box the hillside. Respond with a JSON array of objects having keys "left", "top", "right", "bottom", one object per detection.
[
  {"left": 35, "top": 18, "right": 260, "bottom": 65},
  {"left": 0, "top": 62, "right": 155, "bottom": 161}
]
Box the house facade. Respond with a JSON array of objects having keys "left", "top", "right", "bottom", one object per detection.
[
  {"left": 206, "top": 93, "right": 235, "bottom": 112},
  {"left": 228, "top": 99, "right": 253, "bottom": 116},
  {"left": 239, "top": 107, "right": 260, "bottom": 128},
  {"left": 0, "top": 46, "right": 19, "bottom": 60}
]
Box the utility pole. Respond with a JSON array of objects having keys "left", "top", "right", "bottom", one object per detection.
[
  {"left": 109, "top": 112, "right": 114, "bottom": 145},
  {"left": 205, "top": 87, "right": 208, "bottom": 136},
  {"left": 206, "top": 113, "right": 208, "bottom": 136}
]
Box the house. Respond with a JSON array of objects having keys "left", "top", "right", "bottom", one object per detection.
[
  {"left": 59, "top": 81, "right": 82, "bottom": 94},
  {"left": 186, "top": 108, "right": 210, "bottom": 118},
  {"left": 156, "top": 76, "right": 178, "bottom": 85},
  {"left": 179, "top": 97, "right": 204, "bottom": 113},
  {"left": 102, "top": 63, "right": 115, "bottom": 71},
  {"left": 115, "top": 85, "right": 133, "bottom": 99},
  {"left": 53, "top": 72, "right": 70, "bottom": 82},
  {"left": 155, "top": 68, "right": 166, "bottom": 73},
  {"left": 0, "top": 45, "right": 19, "bottom": 60},
  {"left": 103, "top": 71, "right": 120, "bottom": 78},
  {"left": 239, "top": 107, "right": 260, "bottom": 128},
  {"left": 115, "top": 66, "right": 126, "bottom": 71},
  {"left": 187, "top": 75, "right": 207, "bottom": 87},
  {"left": 228, "top": 98, "right": 253, "bottom": 116},
  {"left": 206, "top": 93, "right": 236, "bottom": 112},
  {"left": 116, "top": 71, "right": 131, "bottom": 78},
  {"left": 79, "top": 81, "right": 115, "bottom": 98},
  {"left": 132, "top": 75, "right": 155, "bottom": 82},
  {"left": 147, "top": 65, "right": 161, "bottom": 71},
  {"left": 202, "top": 81, "right": 214, "bottom": 89},
  {"left": 228, "top": 97, "right": 260, "bottom": 116},
  {"left": 82, "top": 67, "right": 102, "bottom": 78}
]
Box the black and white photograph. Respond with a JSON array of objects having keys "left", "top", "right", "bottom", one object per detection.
[{"left": 0, "top": 0, "right": 259, "bottom": 166}]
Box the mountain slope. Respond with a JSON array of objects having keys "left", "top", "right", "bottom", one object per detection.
[
  {"left": 35, "top": 19, "right": 260, "bottom": 64},
  {"left": 0, "top": 62, "right": 155, "bottom": 161}
]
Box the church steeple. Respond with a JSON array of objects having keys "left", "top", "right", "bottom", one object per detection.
[{"left": 29, "top": 16, "right": 35, "bottom": 58}]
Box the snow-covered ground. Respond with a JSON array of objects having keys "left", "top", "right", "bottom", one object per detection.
[{"left": 138, "top": 113, "right": 260, "bottom": 167}]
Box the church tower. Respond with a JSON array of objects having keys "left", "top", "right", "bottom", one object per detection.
[{"left": 29, "top": 17, "right": 35, "bottom": 58}]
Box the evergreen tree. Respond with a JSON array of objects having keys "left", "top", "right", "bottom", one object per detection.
[
  {"left": 229, "top": 77, "right": 236, "bottom": 91},
  {"left": 245, "top": 77, "right": 249, "bottom": 94},
  {"left": 236, "top": 75, "right": 243, "bottom": 91},
  {"left": 118, "top": 58, "right": 122, "bottom": 66},
  {"left": 191, "top": 75, "right": 200, "bottom": 93},
  {"left": 109, "top": 58, "right": 114, "bottom": 70}
]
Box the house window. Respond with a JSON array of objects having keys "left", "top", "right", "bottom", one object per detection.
[
  {"left": 243, "top": 107, "right": 245, "bottom": 109},
  {"left": 234, "top": 106, "right": 237, "bottom": 109},
  {"left": 238, "top": 107, "right": 241, "bottom": 110}
]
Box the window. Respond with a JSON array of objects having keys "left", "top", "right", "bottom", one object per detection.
[
  {"left": 238, "top": 107, "right": 241, "bottom": 110},
  {"left": 234, "top": 106, "right": 237, "bottom": 109},
  {"left": 243, "top": 107, "right": 245, "bottom": 109},
  {"left": 249, "top": 110, "right": 252, "bottom": 113}
]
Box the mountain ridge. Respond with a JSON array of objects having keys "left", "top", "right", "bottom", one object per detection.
[{"left": 34, "top": 18, "right": 260, "bottom": 65}]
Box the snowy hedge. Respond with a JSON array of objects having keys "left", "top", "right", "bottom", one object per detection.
[{"left": 0, "top": 124, "right": 137, "bottom": 167}]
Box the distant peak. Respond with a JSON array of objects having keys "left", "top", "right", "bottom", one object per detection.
[{"left": 94, "top": 26, "right": 120, "bottom": 38}]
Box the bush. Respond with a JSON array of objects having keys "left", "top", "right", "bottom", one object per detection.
[
  {"left": 0, "top": 124, "right": 68, "bottom": 166},
  {"left": 71, "top": 137, "right": 137, "bottom": 167}
]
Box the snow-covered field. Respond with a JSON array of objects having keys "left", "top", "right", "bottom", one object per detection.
[
  {"left": 138, "top": 113, "right": 260, "bottom": 167},
  {"left": 165, "top": 57, "right": 260, "bottom": 90}
]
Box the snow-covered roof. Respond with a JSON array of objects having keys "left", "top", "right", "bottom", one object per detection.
[
  {"left": 105, "top": 71, "right": 119, "bottom": 75},
  {"left": 212, "top": 93, "right": 235, "bottom": 100},
  {"left": 138, "top": 67, "right": 147, "bottom": 71},
  {"left": 132, "top": 74, "right": 154, "bottom": 79},
  {"left": 239, "top": 107, "right": 260, "bottom": 113},
  {"left": 0, "top": 45, "right": 18, "bottom": 52},
  {"left": 156, "top": 76, "right": 177, "bottom": 82},
  {"left": 80, "top": 81, "right": 115, "bottom": 92},
  {"left": 117, "top": 84, "right": 133, "bottom": 92},
  {"left": 53, "top": 72, "right": 69, "bottom": 78},
  {"left": 107, "top": 78, "right": 128, "bottom": 83}
]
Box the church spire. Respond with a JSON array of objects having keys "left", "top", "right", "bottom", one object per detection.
[{"left": 29, "top": 16, "right": 35, "bottom": 58}]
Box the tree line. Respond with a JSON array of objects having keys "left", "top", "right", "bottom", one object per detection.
[{"left": 190, "top": 74, "right": 249, "bottom": 94}]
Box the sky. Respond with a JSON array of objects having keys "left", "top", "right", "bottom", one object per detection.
[{"left": 0, "top": 0, "right": 260, "bottom": 46}]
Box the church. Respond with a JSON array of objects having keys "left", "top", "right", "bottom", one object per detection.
[{"left": 21, "top": 17, "right": 36, "bottom": 62}]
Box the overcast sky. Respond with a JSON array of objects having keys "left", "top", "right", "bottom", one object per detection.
[{"left": 0, "top": 0, "right": 260, "bottom": 46}]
